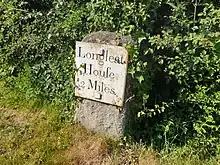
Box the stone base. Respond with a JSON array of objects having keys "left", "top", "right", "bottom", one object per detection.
[
  {"left": 74, "top": 31, "right": 132, "bottom": 139},
  {"left": 75, "top": 99, "right": 126, "bottom": 139}
]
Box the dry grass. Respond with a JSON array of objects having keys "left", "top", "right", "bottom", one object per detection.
[
  {"left": 53, "top": 136, "right": 160, "bottom": 165},
  {"left": 0, "top": 106, "right": 160, "bottom": 165},
  {"left": 53, "top": 137, "right": 109, "bottom": 165},
  {"left": 139, "top": 149, "right": 159, "bottom": 165},
  {"left": 112, "top": 144, "right": 159, "bottom": 165},
  {"left": 0, "top": 81, "right": 160, "bottom": 165}
]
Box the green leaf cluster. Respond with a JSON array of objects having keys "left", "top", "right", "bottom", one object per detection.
[
  {"left": 0, "top": 0, "right": 220, "bottom": 156},
  {"left": 128, "top": 1, "right": 220, "bottom": 155}
]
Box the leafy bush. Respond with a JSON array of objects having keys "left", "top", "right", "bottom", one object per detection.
[
  {"left": 0, "top": 0, "right": 89, "bottom": 120},
  {"left": 131, "top": 1, "right": 220, "bottom": 155},
  {"left": 0, "top": 0, "right": 220, "bottom": 157}
]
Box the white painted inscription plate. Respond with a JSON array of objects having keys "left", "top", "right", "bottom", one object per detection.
[{"left": 75, "top": 41, "right": 128, "bottom": 107}]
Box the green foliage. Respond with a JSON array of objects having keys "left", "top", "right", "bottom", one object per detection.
[
  {"left": 86, "top": 0, "right": 150, "bottom": 34},
  {"left": 130, "top": 1, "right": 220, "bottom": 156},
  {"left": 0, "top": 0, "right": 88, "bottom": 121},
  {"left": 0, "top": 0, "right": 220, "bottom": 158}
]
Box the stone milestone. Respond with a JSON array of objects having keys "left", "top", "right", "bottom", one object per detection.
[
  {"left": 75, "top": 41, "right": 128, "bottom": 107},
  {"left": 74, "top": 31, "right": 132, "bottom": 139}
]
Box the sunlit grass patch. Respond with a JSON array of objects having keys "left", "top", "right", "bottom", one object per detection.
[{"left": 0, "top": 108, "right": 68, "bottom": 164}]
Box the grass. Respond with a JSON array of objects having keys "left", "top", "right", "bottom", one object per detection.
[
  {"left": 0, "top": 81, "right": 219, "bottom": 165},
  {"left": 160, "top": 146, "right": 220, "bottom": 165}
]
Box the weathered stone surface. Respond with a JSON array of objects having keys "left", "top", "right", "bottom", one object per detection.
[{"left": 74, "top": 31, "right": 132, "bottom": 139}]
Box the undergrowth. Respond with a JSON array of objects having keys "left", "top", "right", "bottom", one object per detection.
[
  {"left": 0, "top": 1, "right": 220, "bottom": 164},
  {"left": 0, "top": 81, "right": 219, "bottom": 165},
  {"left": 1, "top": 1, "right": 220, "bottom": 152}
]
